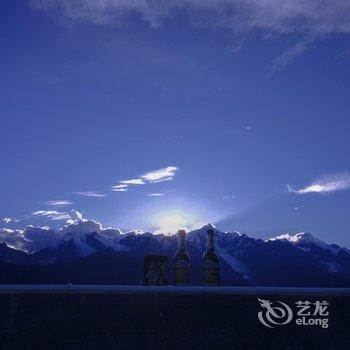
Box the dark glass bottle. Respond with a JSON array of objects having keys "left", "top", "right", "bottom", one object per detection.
[
  {"left": 202, "top": 228, "right": 219, "bottom": 286},
  {"left": 173, "top": 230, "right": 190, "bottom": 285}
]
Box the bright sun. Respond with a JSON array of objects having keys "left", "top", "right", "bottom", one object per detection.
[{"left": 153, "top": 213, "right": 194, "bottom": 235}]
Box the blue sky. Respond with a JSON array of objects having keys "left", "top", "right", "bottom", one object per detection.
[{"left": 1, "top": 0, "right": 350, "bottom": 246}]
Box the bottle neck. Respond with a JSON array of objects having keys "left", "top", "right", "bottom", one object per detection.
[
  {"left": 206, "top": 230, "right": 215, "bottom": 252},
  {"left": 178, "top": 231, "right": 186, "bottom": 251}
]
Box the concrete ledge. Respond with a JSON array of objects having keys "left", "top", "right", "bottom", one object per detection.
[
  {"left": 0, "top": 284, "right": 350, "bottom": 295},
  {"left": 0, "top": 285, "right": 349, "bottom": 349}
]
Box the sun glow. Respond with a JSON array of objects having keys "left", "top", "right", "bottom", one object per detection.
[{"left": 153, "top": 212, "right": 196, "bottom": 235}]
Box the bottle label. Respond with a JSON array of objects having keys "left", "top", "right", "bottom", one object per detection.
[
  {"left": 203, "top": 260, "right": 219, "bottom": 269},
  {"left": 175, "top": 260, "right": 188, "bottom": 268},
  {"left": 174, "top": 259, "right": 189, "bottom": 285},
  {"left": 203, "top": 260, "right": 219, "bottom": 285}
]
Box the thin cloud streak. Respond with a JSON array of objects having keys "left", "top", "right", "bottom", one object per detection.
[
  {"left": 112, "top": 165, "right": 179, "bottom": 192},
  {"left": 111, "top": 184, "right": 129, "bottom": 192},
  {"left": 112, "top": 188, "right": 128, "bottom": 192},
  {"left": 73, "top": 191, "right": 107, "bottom": 198},
  {"left": 119, "top": 178, "right": 145, "bottom": 185},
  {"left": 141, "top": 166, "right": 179, "bottom": 183},
  {"left": 31, "top": 0, "right": 350, "bottom": 68},
  {"left": 112, "top": 184, "right": 128, "bottom": 189},
  {"left": 44, "top": 200, "right": 73, "bottom": 206},
  {"left": 32, "top": 210, "right": 71, "bottom": 220},
  {"left": 288, "top": 173, "right": 350, "bottom": 194}
]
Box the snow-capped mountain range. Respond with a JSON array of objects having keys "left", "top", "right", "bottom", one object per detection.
[{"left": 0, "top": 219, "right": 350, "bottom": 287}]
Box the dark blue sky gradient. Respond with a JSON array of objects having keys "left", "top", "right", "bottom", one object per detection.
[{"left": 1, "top": 1, "right": 350, "bottom": 245}]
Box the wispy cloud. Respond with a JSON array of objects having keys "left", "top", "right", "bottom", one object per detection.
[
  {"left": 229, "top": 125, "right": 254, "bottom": 134},
  {"left": 2, "top": 217, "right": 20, "bottom": 224},
  {"left": 119, "top": 178, "right": 145, "bottom": 185},
  {"left": 288, "top": 173, "right": 350, "bottom": 194},
  {"left": 31, "top": 1, "right": 350, "bottom": 68},
  {"left": 32, "top": 210, "right": 71, "bottom": 221},
  {"left": 111, "top": 178, "right": 145, "bottom": 192},
  {"left": 44, "top": 200, "right": 73, "bottom": 206},
  {"left": 141, "top": 166, "right": 179, "bottom": 183},
  {"left": 111, "top": 184, "right": 129, "bottom": 192},
  {"left": 270, "top": 36, "right": 314, "bottom": 73},
  {"left": 112, "top": 184, "right": 128, "bottom": 189},
  {"left": 112, "top": 188, "right": 128, "bottom": 192},
  {"left": 221, "top": 195, "right": 236, "bottom": 201},
  {"left": 112, "top": 166, "right": 179, "bottom": 192},
  {"left": 147, "top": 193, "right": 164, "bottom": 197},
  {"left": 73, "top": 191, "right": 107, "bottom": 198}
]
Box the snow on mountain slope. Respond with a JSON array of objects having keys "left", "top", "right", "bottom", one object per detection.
[
  {"left": 57, "top": 218, "right": 129, "bottom": 256},
  {"left": 187, "top": 223, "right": 240, "bottom": 250},
  {"left": 186, "top": 223, "right": 252, "bottom": 281},
  {"left": 215, "top": 244, "right": 254, "bottom": 282},
  {"left": 1, "top": 220, "right": 350, "bottom": 286},
  {"left": 2, "top": 217, "right": 350, "bottom": 285},
  {"left": 268, "top": 232, "right": 344, "bottom": 254}
]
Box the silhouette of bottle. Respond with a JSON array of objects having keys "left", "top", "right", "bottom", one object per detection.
[
  {"left": 173, "top": 230, "right": 190, "bottom": 285},
  {"left": 202, "top": 228, "right": 219, "bottom": 286}
]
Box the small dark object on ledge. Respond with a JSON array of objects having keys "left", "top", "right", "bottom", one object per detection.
[{"left": 143, "top": 255, "right": 168, "bottom": 286}]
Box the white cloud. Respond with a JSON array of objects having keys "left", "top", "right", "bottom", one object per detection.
[
  {"left": 31, "top": 0, "right": 350, "bottom": 68},
  {"left": 288, "top": 173, "right": 350, "bottom": 194},
  {"left": 112, "top": 166, "right": 179, "bottom": 192},
  {"left": 112, "top": 188, "right": 128, "bottom": 192},
  {"left": 141, "top": 166, "right": 179, "bottom": 183},
  {"left": 119, "top": 178, "right": 145, "bottom": 185},
  {"left": 111, "top": 178, "right": 145, "bottom": 192},
  {"left": 112, "top": 184, "right": 128, "bottom": 189},
  {"left": 2, "top": 217, "right": 20, "bottom": 224},
  {"left": 44, "top": 200, "right": 73, "bottom": 206},
  {"left": 32, "top": 210, "right": 71, "bottom": 221},
  {"left": 74, "top": 191, "right": 107, "bottom": 198},
  {"left": 147, "top": 193, "right": 164, "bottom": 197},
  {"left": 111, "top": 184, "right": 129, "bottom": 192}
]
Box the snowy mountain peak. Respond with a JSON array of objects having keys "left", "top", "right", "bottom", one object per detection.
[
  {"left": 58, "top": 219, "right": 127, "bottom": 257},
  {"left": 268, "top": 232, "right": 350, "bottom": 258},
  {"left": 268, "top": 232, "right": 336, "bottom": 252},
  {"left": 62, "top": 231, "right": 98, "bottom": 256},
  {"left": 59, "top": 219, "right": 102, "bottom": 236},
  {"left": 294, "top": 232, "right": 317, "bottom": 243},
  {"left": 269, "top": 232, "right": 315, "bottom": 243},
  {"left": 125, "top": 229, "right": 144, "bottom": 235},
  {"left": 200, "top": 222, "right": 216, "bottom": 230},
  {"left": 2, "top": 222, "right": 350, "bottom": 287}
]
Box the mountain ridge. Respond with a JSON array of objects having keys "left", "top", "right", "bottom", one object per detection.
[{"left": 0, "top": 220, "right": 350, "bottom": 287}]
